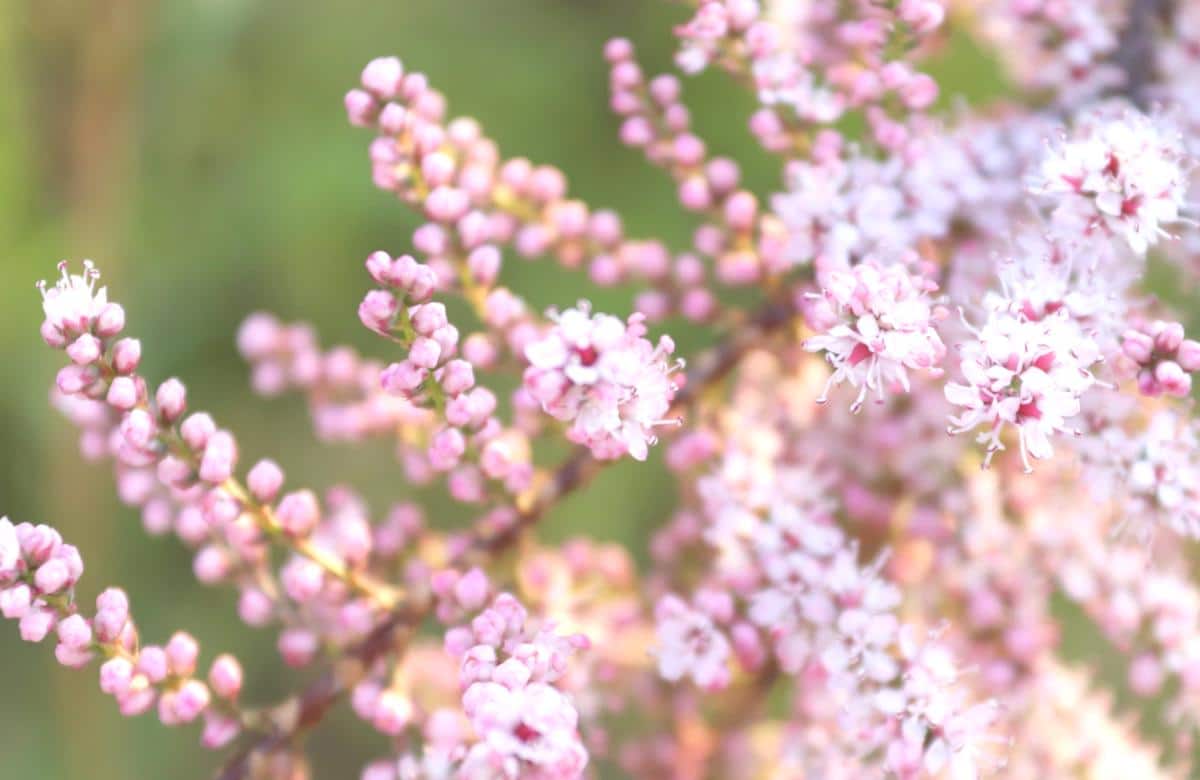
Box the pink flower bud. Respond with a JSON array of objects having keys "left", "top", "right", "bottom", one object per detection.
[
  {"left": 238, "top": 587, "right": 274, "bottom": 627},
  {"left": 19, "top": 606, "right": 56, "bottom": 642},
  {"left": 409, "top": 336, "right": 443, "bottom": 370},
  {"left": 66, "top": 334, "right": 102, "bottom": 365},
  {"left": 282, "top": 557, "right": 325, "bottom": 602},
  {"left": 344, "top": 88, "right": 378, "bottom": 127},
  {"left": 1178, "top": 339, "right": 1200, "bottom": 371},
  {"left": 1155, "top": 321, "right": 1185, "bottom": 352},
  {"left": 193, "top": 545, "right": 230, "bottom": 584},
  {"left": 0, "top": 584, "right": 32, "bottom": 619},
  {"left": 900, "top": 73, "right": 938, "bottom": 110},
  {"left": 236, "top": 313, "right": 280, "bottom": 361},
  {"left": 1156, "top": 360, "right": 1191, "bottom": 397},
  {"left": 106, "top": 376, "right": 139, "bottom": 411},
  {"left": 428, "top": 427, "right": 466, "bottom": 471},
  {"left": 57, "top": 364, "right": 96, "bottom": 395},
  {"left": 440, "top": 360, "right": 476, "bottom": 396},
  {"left": 276, "top": 490, "right": 320, "bottom": 536},
  {"left": 111, "top": 338, "right": 141, "bottom": 374},
  {"left": 381, "top": 360, "right": 427, "bottom": 394},
  {"left": 723, "top": 191, "right": 757, "bottom": 231},
  {"left": 155, "top": 378, "right": 187, "bottom": 423},
  {"left": 100, "top": 657, "right": 134, "bottom": 695},
  {"left": 358, "top": 290, "right": 398, "bottom": 333},
  {"left": 170, "top": 679, "right": 211, "bottom": 723},
  {"left": 467, "top": 245, "right": 502, "bottom": 285},
  {"left": 202, "top": 712, "right": 241, "bottom": 749},
  {"left": 180, "top": 412, "right": 216, "bottom": 451},
  {"left": 247, "top": 459, "right": 285, "bottom": 503},
  {"left": 166, "top": 631, "right": 200, "bottom": 676},
  {"left": 138, "top": 645, "right": 169, "bottom": 683},
  {"left": 198, "top": 431, "right": 237, "bottom": 484},
  {"left": 34, "top": 558, "right": 71, "bottom": 594},
  {"left": 278, "top": 628, "right": 319, "bottom": 668},
  {"left": 361, "top": 56, "right": 404, "bottom": 99},
  {"left": 372, "top": 690, "right": 413, "bottom": 735},
  {"left": 56, "top": 614, "right": 93, "bottom": 648},
  {"left": 454, "top": 567, "right": 490, "bottom": 611},
  {"left": 95, "top": 303, "right": 126, "bottom": 338},
  {"left": 206, "top": 648, "right": 243, "bottom": 700}
]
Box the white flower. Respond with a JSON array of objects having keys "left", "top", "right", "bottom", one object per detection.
[{"left": 40, "top": 260, "right": 109, "bottom": 336}]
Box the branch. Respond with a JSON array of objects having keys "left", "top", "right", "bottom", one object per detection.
[
  {"left": 215, "top": 611, "right": 414, "bottom": 780},
  {"left": 1112, "top": 0, "right": 1176, "bottom": 108},
  {"left": 214, "top": 297, "right": 796, "bottom": 779}
]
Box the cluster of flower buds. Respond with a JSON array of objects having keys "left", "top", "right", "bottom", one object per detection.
[
  {"left": 1, "top": 517, "right": 242, "bottom": 746},
  {"left": 1118, "top": 319, "right": 1200, "bottom": 397},
  {"left": 443, "top": 593, "right": 590, "bottom": 778}
]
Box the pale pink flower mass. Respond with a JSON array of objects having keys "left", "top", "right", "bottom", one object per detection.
[{"left": 10, "top": 4, "right": 1200, "bottom": 779}]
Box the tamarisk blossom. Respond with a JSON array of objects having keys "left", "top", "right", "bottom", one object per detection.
[
  {"left": 805, "top": 261, "right": 947, "bottom": 412},
  {"left": 945, "top": 302, "right": 1102, "bottom": 472},
  {"left": 1082, "top": 411, "right": 1200, "bottom": 542},
  {"left": 1032, "top": 104, "right": 1191, "bottom": 255},
  {"left": 446, "top": 593, "right": 590, "bottom": 779},
  {"left": 653, "top": 593, "right": 733, "bottom": 690},
  {"left": 523, "top": 304, "right": 681, "bottom": 461}
]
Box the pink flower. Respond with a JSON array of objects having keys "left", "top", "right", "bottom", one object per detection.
[
  {"left": 805, "top": 261, "right": 946, "bottom": 411},
  {"left": 653, "top": 594, "right": 731, "bottom": 690},
  {"left": 1032, "top": 104, "right": 1191, "bottom": 255},
  {"left": 524, "top": 304, "right": 679, "bottom": 461},
  {"left": 945, "top": 304, "right": 1101, "bottom": 472}
]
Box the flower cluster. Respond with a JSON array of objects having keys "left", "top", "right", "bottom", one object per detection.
[
  {"left": 524, "top": 304, "right": 680, "bottom": 461},
  {"left": 945, "top": 302, "right": 1102, "bottom": 472},
  {"left": 445, "top": 594, "right": 590, "bottom": 778},
  {"left": 1, "top": 517, "right": 242, "bottom": 746},
  {"left": 12, "top": 2, "right": 1200, "bottom": 779},
  {"left": 804, "top": 259, "right": 946, "bottom": 411},
  {"left": 1032, "top": 103, "right": 1190, "bottom": 254}
]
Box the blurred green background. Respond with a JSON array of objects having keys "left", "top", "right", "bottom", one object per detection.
[{"left": 0, "top": 1, "right": 1019, "bottom": 777}]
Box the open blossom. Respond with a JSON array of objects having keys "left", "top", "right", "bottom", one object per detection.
[
  {"left": 524, "top": 304, "right": 680, "bottom": 461},
  {"left": 38, "top": 259, "right": 120, "bottom": 341},
  {"left": 653, "top": 593, "right": 732, "bottom": 690},
  {"left": 1032, "top": 104, "right": 1191, "bottom": 254},
  {"left": 946, "top": 303, "right": 1101, "bottom": 472},
  {"left": 805, "top": 261, "right": 946, "bottom": 411}
]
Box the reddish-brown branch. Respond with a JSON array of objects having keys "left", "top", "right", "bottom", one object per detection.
[
  {"left": 215, "top": 297, "right": 795, "bottom": 779},
  {"left": 1111, "top": 0, "right": 1176, "bottom": 108}
]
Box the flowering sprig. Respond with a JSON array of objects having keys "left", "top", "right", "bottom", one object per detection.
[{"left": 1, "top": 516, "right": 244, "bottom": 747}]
